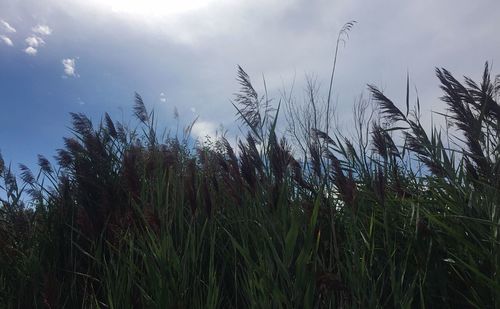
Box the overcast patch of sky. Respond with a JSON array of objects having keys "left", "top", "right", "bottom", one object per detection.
[{"left": 0, "top": 0, "right": 499, "bottom": 171}]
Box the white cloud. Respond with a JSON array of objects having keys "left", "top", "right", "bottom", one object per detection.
[
  {"left": 0, "top": 35, "right": 13, "bottom": 46},
  {"left": 62, "top": 58, "right": 77, "bottom": 76},
  {"left": 191, "top": 120, "right": 217, "bottom": 140},
  {"left": 0, "top": 20, "right": 16, "bottom": 33},
  {"left": 24, "top": 46, "right": 37, "bottom": 55},
  {"left": 23, "top": 36, "right": 46, "bottom": 56},
  {"left": 160, "top": 92, "right": 166, "bottom": 102},
  {"left": 25, "top": 36, "right": 44, "bottom": 47},
  {"left": 32, "top": 24, "right": 52, "bottom": 36}
]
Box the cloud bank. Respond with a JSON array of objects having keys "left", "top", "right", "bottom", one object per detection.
[{"left": 192, "top": 119, "right": 218, "bottom": 140}]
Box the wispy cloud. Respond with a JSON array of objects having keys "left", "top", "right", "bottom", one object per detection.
[
  {"left": 24, "top": 46, "right": 37, "bottom": 55},
  {"left": 0, "top": 20, "right": 16, "bottom": 33},
  {"left": 62, "top": 58, "right": 77, "bottom": 77},
  {"left": 32, "top": 24, "right": 52, "bottom": 36},
  {"left": 0, "top": 35, "right": 13, "bottom": 46},
  {"left": 25, "top": 36, "right": 44, "bottom": 47}
]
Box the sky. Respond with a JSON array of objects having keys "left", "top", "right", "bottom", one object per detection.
[{"left": 0, "top": 0, "right": 499, "bottom": 174}]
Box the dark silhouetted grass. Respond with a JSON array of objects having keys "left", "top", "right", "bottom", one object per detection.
[{"left": 1, "top": 63, "right": 499, "bottom": 308}]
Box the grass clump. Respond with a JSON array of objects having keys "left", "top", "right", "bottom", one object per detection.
[{"left": 1, "top": 63, "right": 500, "bottom": 308}]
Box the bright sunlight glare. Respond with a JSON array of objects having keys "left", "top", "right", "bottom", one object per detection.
[{"left": 86, "top": 0, "right": 216, "bottom": 17}]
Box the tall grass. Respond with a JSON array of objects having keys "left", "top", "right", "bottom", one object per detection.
[{"left": 1, "top": 63, "right": 499, "bottom": 308}]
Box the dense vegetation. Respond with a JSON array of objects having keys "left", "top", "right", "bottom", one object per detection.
[{"left": 1, "top": 62, "right": 499, "bottom": 308}]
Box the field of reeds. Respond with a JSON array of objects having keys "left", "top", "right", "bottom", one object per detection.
[{"left": 1, "top": 60, "right": 500, "bottom": 308}]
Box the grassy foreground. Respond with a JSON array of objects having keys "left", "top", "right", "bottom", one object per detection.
[{"left": 1, "top": 64, "right": 500, "bottom": 308}]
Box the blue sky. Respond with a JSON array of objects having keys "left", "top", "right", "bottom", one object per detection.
[{"left": 1, "top": 0, "right": 499, "bottom": 173}]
